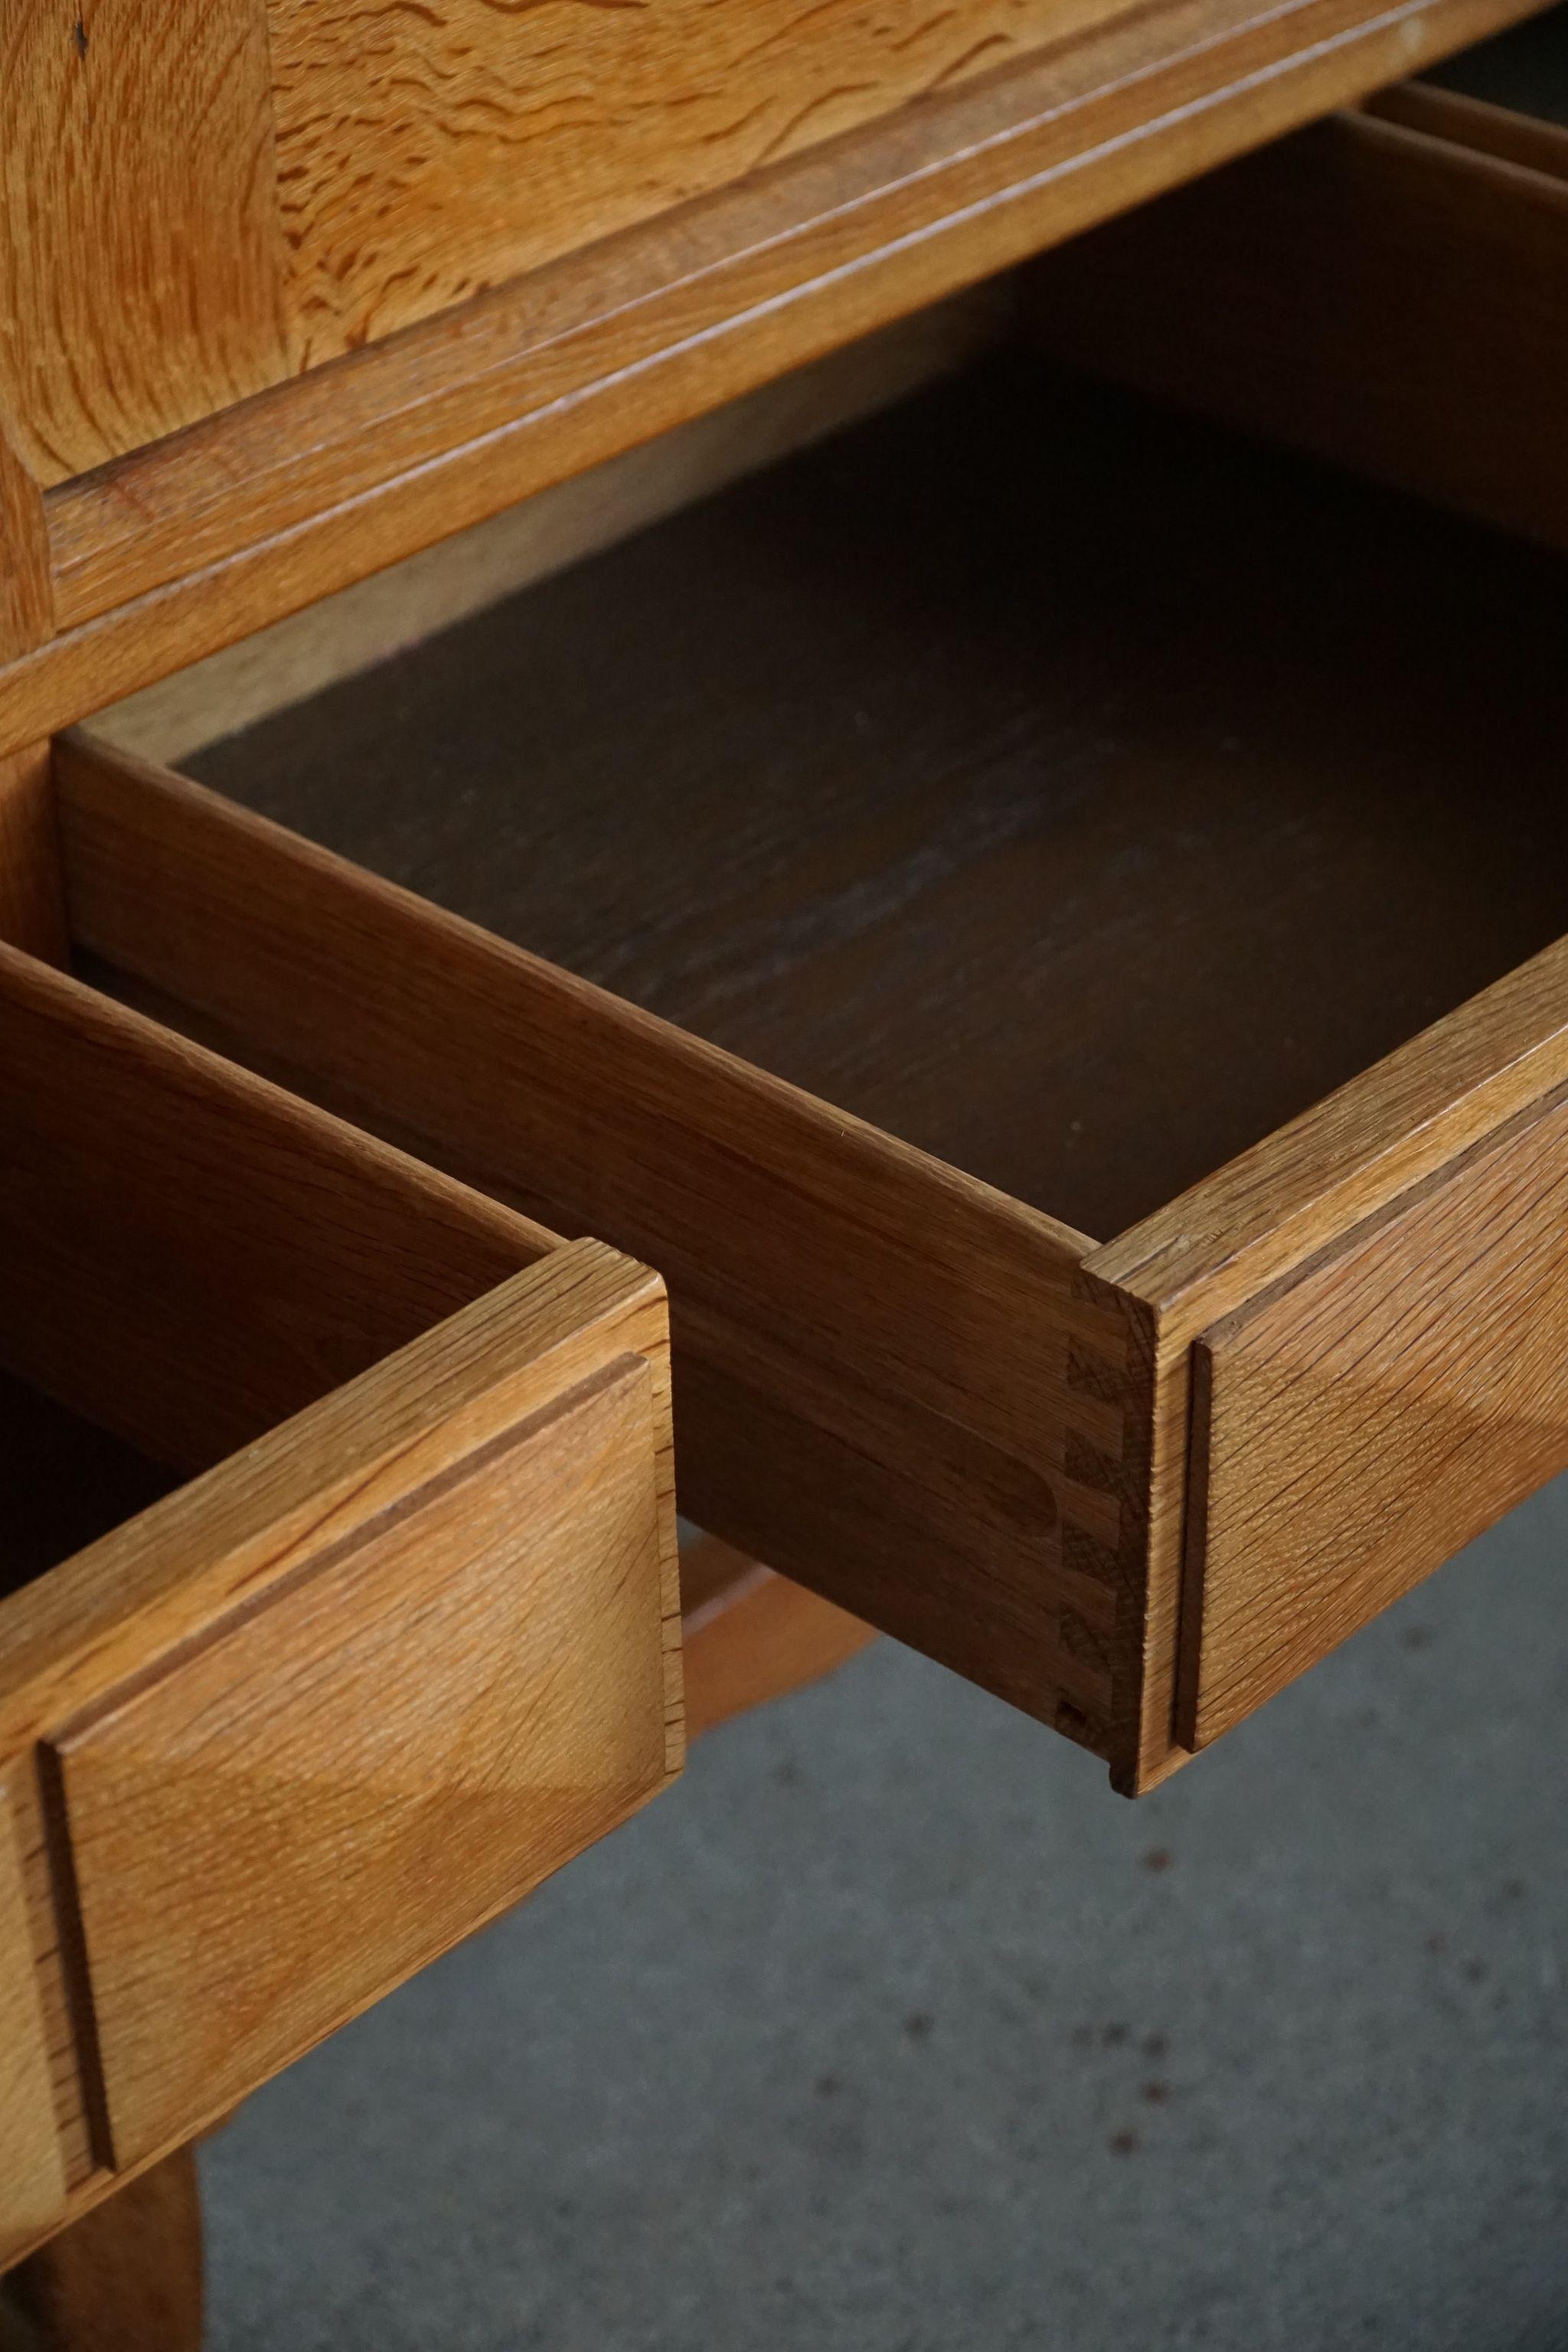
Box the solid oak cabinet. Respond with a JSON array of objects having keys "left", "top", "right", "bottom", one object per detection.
[
  {"left": 0, "top": 948, "right": 680, "bottom": 2265},
  {"left": 2, "top": 0, "right": 1566, "bottom": 2318}
]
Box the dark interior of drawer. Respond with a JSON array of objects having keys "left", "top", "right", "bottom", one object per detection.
[
  {"left": 1427, "top": 1, "right": 1568, "bottom": 122},
  {"left": 0, "top": 1370, "right": 175, "bottom": 1602},
  {"left": 183, "top": 355, "right": 1568, "bottom": 1243}
]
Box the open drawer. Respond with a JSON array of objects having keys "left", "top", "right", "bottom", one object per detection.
[
  {"left": 0, "top": 949, "right": 679, "bottom": 2264},
  {"left": 1024, "top": 20, "right": 1568, "bottom": 548},
  {"left": 56, "top": 348, "right": 1568, "bottom": 1797}
]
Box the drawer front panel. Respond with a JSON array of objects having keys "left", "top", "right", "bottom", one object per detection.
[
  {"left": 1184, "top": 1087, "right": 1568, "bottom": 1747},
  {"left": 51, "top": 1345, "right": 667, "bottom": 2169}
]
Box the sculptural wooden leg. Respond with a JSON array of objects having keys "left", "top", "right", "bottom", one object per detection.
[{"left": 2, "top": 2151, "right": 203, "bottom": 2352}]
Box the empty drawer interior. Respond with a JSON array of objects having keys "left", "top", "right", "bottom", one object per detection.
[{"left": 168, "top": 356, "right": 1568, "bottom": 1246}]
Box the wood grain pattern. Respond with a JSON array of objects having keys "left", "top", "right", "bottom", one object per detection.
[
  {"left": 0, "top": 747, "right": 68, "bottom": 965},
  {"left": 0, "top": 426, "right": 51, "bottom": 659},
  {"left": 1026, "top": 104, "right": 1568, "bottom": 550},
  {"left": 54, "top": 732, "right": 1142, "bottom": 1765},
  {"left": 1184, "top": 1086, "right": 1568, "bottom": 1746},
  {"left": 49, "top": 1275, "right": 672, "bottom": 2166},
  {"left": 0, "top": 0, "right": 288, "bottom": 485},
  {"left": 1095, "top": 935, "right": 1568, "bottom": 1785},
  {"left": 4, "top": 2150, "right": 201, "bottom": 2350},
  {"left": 681, "top": 1538, "right": 876, "bottom": 1740},
  {"left": 0, "top": 948, "right": 679, "bottom": 2211},
  {"left": 0, "top": 1784, "right": 65, "bottom": 2266},
  {"left": 57, "top": 334, "right": 1568, "bottom": 1783},
  {"left": 0, "top": 1235, "right": 679, "bottom": 2231},
  {"left": 266, "top": 0, "right": 1106, "bottom": 366},
  {"left": 0, "top": 0, "right": 1540, "bottom": 755}
]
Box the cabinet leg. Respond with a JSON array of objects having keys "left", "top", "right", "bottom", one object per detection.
[{"left": 4, "top": 2153, "right": 204, "bottom": 2352}]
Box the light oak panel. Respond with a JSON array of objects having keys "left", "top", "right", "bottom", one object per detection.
[
  {"left": 49, "top": 1289, "right": 671, "bottom": 2167},
  {"left": 0, "top": 0, "right": 1541, "bottom": 754},
  {"left": 267, "top": 0, "right": 1109, "bottom": 366},
  {"left": 0, "top": 950, "right": 681, "bottom": 2201},
  {"left": 0, "top": 0, "right": 289, "bottom": 485},
  {"left": 1027, "top": 105, "right": 1568, "bottom": 549},
  {"left": 1184, "top": 1086, "right": 1568, "bottom": 1746},
  {"left": 1094, "top": 933, "right": 1568, "bottom": 1784},
  {"left": 0, "top": 1785, "right": 65, "bottom": 2266}
]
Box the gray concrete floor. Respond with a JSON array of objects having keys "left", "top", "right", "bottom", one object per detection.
[{"left": 201, "top": 1474, "right": 1567, "bottom": 2350}]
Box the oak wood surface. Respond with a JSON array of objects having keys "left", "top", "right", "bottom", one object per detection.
[
  {"left": 0, "top": 1786, "right": 64, "bottom": 2266},
  {"left": 1184, "top": 1085, "right": 1568, "bottom": 1746},
  {"left": 0, "top": 945, "right": 680, "bottom": 2207},
  {"left": 47, "top": 1259, "right": 675, "bottom": 2168},
  {"left": 0, "top": 1243, "right": 679, "bottom": 2241},
  {"left": 0, "top": 0, "right": 1541, "bottom": 757},
  {"left": 266, "top": 0, "right": 1108, "bottom": 368},
  {"left": 0, "top": 0, "right": 289, "bottom": 485},
  {"left": 1026, "top": 104, "right": 1568, "bottom": 550},
  {"left": 5, "top": 2150, "right": 201, "bottom": 2352}
]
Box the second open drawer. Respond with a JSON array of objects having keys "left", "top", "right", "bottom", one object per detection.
[
  {"left": 56, "top": 340, "right": 1568, "bottom": 1795},
  {"left": 0, "top": 943, "right": 678, "bottom": 2262}
]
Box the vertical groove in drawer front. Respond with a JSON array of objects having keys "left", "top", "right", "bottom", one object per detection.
[{"left": 54, "top": 734, "right": 1156, "bottom": 1767}]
